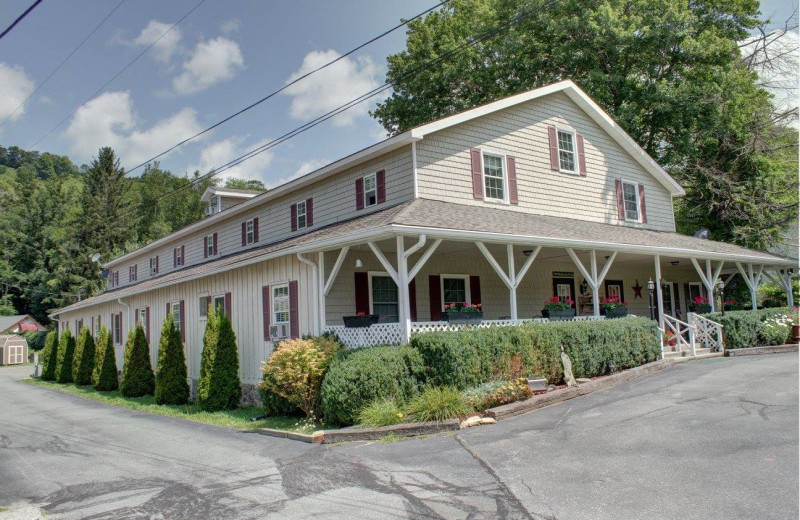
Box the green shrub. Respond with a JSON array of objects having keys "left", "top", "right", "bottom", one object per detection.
[
  {"left": 93, "top": 327, "right": 118, "bottom": 391},
  {"left": 357, "top": 397, "right": 405, "bottom": 428},
  {"left": 55, "top": 329, "right": 76, "bottom": 383},
  {"left": 40, "top": 331, "right": 59, "bottom": 381},
  {"left": 462, "top": 378, "right": 533, "bottom": 411},
  {"left": 120, "top": 325, "right": 155, "bottom": 397},
  {"left": 197, "top": 306, "right": 241, "bottom": 411},
  {"left": 759, "top": 315, "right": 793, "bottom": 346},
  {"left": 411, "top": 317, "right": 660, "bottom": 389},
  {"left": 259, "top": 336, "right": 342, "bottom": 419},
  {"left": 259, "top": 374, "right": 302, "bottom": 417},
  {"left": 701, "top": 307, "right": 793, "bottom": 349},
  {"left": 405, "top": 386, "right": 472, "bottom": 422},
  {"left": 72, "top": 327, "right": 96, "bottom": 386},
  {"left": 23, "top": 331, "right": 48, "bottom": 351},
  {"left": 155, "top": 313, "right": 190, "bottom": 405},
  {"left": 321, "top": 345, "right": 426, "bottom": 426}
]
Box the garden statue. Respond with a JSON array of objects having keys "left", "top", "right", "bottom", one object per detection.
[{"left": 560, "top": 346, "right": 577, "bottom": 387}]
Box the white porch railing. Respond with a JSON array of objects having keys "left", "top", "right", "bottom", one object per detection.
[
  {"left": 662, "top": 314, "right": 696, "bottom": 356},
  {"left": 688, "top": 312, "right": 724, "bottom": 353}
]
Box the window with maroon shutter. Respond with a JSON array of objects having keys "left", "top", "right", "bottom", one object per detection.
[
  {"left": 290, "top": 203, "right": 298, "bottom": 231},
  {"left": 408, "top": 278, "right": 417, "bottom": 322},
  {"left": 615, "top": 179, "right": 625, "bottom": 220},
  {"left": 262, "top": 285, "right": 271, "bottom": 341},
  {"left": 243, "top": 219, "right": 255, "bottom": 245},
  {"left": 638, "top": 184, "right": 648, "bottom": 223},
  {"left": 305, "top": 198, "right": 313, "bottom": 227},
  {"left": 429, "top": 275, "right": 442, "bottom": 321},
  {"left": 576, "top": 134, "right": 587, "bottom": 176},
  {"left": 145, "top": 306, "right": 150, "bottom": 344},
  {"left": 224, "top": 292, "right": 232, "bottom": 320},
  {"left": 212, "top": 233, "right": 218, "bottom": 255},
  {"left": 204, "top": 236, "right": 209, "bottom": 258},
  {"left": 241, "top": 221, "right": 247, "bottom": 246},
  {"left": 507, "top": 156, "right": 519, "bottom": 205},
  {"left": 376, "top": 169, "right": 386, "bottom": 203},
  {"left": 253, "top": 217, "right": 259, "bottom": 242},
  {"left": 355, "top": 178, "right": 365, "bottom": 210},
  {"left": 547, "top": 126, "right": 559, "bottom": 171},
  {"left": 289, "top": 280, "right": 299, "bottom": 339},
  {"left": 354, "top": 272, "right": 370, "bottom": 315},
  {"left": 470, "top": 148, "right": 483, "bottom": 199},
  {"left": 619, "top": 180, "right": 642, "bottom": 222},
  {"left": 179, "top": 300, "right": 185, "bottom": 341},
  {"left": 470, "top": 276, "right": 482, "bottom": 306},
  {"left": 173, "top": 248, "right": 178, "bottom": 267}
]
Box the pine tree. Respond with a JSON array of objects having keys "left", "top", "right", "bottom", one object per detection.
[
  {"left": 120, "top": 325, "right": 155, "bottom": 397},
  {"left": 93, "top": 327, "right": 118, "bottom": 391},
  {"left": 155, "top": 313, "right": 190, "bottom": 405},
  {"left": 40, "top": 330, "right": 59, "bottom": 381},
  {"left": 55, "top": 329, "right": 75, "bottom": 383},
  {"left": 72, "top": 326, "right": 96, "bottom": 386},
  {"left": 197, "top": 306, "right": 241, "bottom": 411}
]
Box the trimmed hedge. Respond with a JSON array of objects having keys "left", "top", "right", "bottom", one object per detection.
[
  {"left": 121, "top": 325, "right": 155, "bottom": 397},
  {"left": 700, "top": 307, "right": 793, "bottom": 349},
  {"left": 410, "top": 317, "right": 660, "bottom": 389},
  {"left": 320, "top": 345, "right": 426, "bottom": 426},
  {"left": 155, "top": 313, "right": 190, "bottom": 405},
  {"left": 40, "top": 331, "right": 59, "bottom": 381},
  {"left": 55, "top": 329, "right": 76, "bottom": 383},
  {"left": 72, "top": 327, "right": 96, "bottom": 386},
  {"left": 93, "top": 327, "right": 118, "bottom": 391}
]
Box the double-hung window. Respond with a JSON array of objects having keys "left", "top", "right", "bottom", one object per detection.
[
  {"left": 149, "top": 256, "right": 159, "bottom": 276},
  {"left": 621, "top": 181, "right": 641, "bottom": 222},
  {"left": 209, "top": 195, "right": 219, "bottom": 214},
  {"left": 213, "top": 295, "right": 226, "bottom": 316},
  {"left": 129, "top": 265, "right": 137, "bottom": 282},
  {"left": 93, "top": 315, "right": 101, "bottom": 339},
  {"left": 138, "top": 307, "right": 147, "bottom": 333},
  {"left": 441, "top": 275, "right": 470, "bottom": 308},
  {"left": 369, "top": 273, "right": 398, "bottom": 323},
  {"left": 272, "top": 285, "right": 290, "bottom": 326},
  {"left": 206, "top": 234, "right": 215, "bottom": 257},
  {"left": 174, "top": 246, "right": 184, "bottom": 267},
  {"left": 482, "top": 153, "right": 506, "bottom": 202},
  {"left": 363, "top": 173, "right": 377, "bottom": 207},
  {"left": 112, "top": 313, "right": 122, "bottom": 345},
  {"left": 245, "top": 219, "right": 255, "bottom": 245},
  {"left": 296, "top": 201, "right": 307, "bottom": 230},
  {"left": 171, "top": 301, "right": 182, "bottom": 337},
  {"left": 557, "top": 129, "right": 577, "bottom": 173}
]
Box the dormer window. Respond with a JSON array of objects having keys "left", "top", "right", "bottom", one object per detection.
[{"left": 209, "top": 195, "right": 220, "bottom": 214}]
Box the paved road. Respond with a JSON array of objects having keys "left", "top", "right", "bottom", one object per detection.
[{"left": 1, "top": 354, "right": 797, "bottom": 519}]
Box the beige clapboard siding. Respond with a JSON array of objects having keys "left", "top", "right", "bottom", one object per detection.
[
  {"left": 109, "top": 146, "right": 414, "bottom": 291},
  {"left": 59, "top": 255, "right": 315, "bottom": 385},
  {"left": 415, "top": 91, "right": 676, "bottom": 232}
]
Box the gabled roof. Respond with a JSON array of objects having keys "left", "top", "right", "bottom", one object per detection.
[{"left": 0, "top": 314, "right": 46, "bottom": 333}]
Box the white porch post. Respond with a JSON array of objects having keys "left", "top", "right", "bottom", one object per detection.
[
  {"left": 764, "top": 268, "right": 796, "bottom": 308},
  {"left": 690, "top": 258, "right": 725, "bottom": 312},
  {"left": 396, "top": 236, "right": 411, "bottom": 342},
  {"left": 318, "top": 251, "right": 326, "bottom": 331},
  {"left": 507, "top": 244, "right": 518, "bottom": 319},
  {"left": 476, "top": 242, "right": 541, "bottom": 320},
  {"left": 565, "top": 248, "right": 617, "bottom": 317},
  {"left": 654, "top": 255, "right": 664, "bottom": 329},
  {"left": 590, "top": 250, "right": 600, "bottom": 316}
]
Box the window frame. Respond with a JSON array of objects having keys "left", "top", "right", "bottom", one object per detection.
[
  {"left": 271, "top": 284, "right": 290, "bottom": 326},
  {"left": 206, "top": 233, "right": 215, "bottom": 257},
  {"left": 294, "top": 199, "right": 307, "bottom": 230},
  {"left": 209, "top": 195, "right": 220, "bottom": 214},
  {"left": 363, "top": 172, "right": 378, "bottom": 208},
  {"left": 149, "top": 256, "right": 158, "bottom": 276},
  {"left": 129, "top": 264, "right": 137, "bottom": 282},
  {"left": 440, "top": 274, "right": 472, "bottom": 309},
  {"left": 245, "top": 219, "right": 255, "bottom": 245},
  {"left": 688, "top": 282, "right": 704, "bottom": 301},
  {"left": 174, "top": 246, "right": 184, "bottom": 267},
  {"left": 212, "top": 294, "right": 226, "bottom": 316},
  {"left": 137, "top": 307, "right": 148, "bottom": 333},
  {"left": 112, "top": 313, "right": 122, "bottom": 345},
  {"left": 555, "top": 127, "right": 578, "bottom": 175},
  {"left": 93, "top": 315, "right": 101, "bottom": 339},
  {"left": 171, "top": 301, "right": 182, "bottom": 338},
  {"left": 367, "top": 271, "right": 399, "bottom": 322},
  {"left": 621, "top": 179, "right": 642, "bottom": 223},
  {"left": 199, "top": 294, "right": 210, "bottom": 319},
  {"left": 481, "top": 150, "right": 508, "bottom": 204}
]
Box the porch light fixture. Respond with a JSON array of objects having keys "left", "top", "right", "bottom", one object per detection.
[
  {"left": 523, "top": 249, "right": 533, "bottom": 257},
  {"left": 717, "top": 279, "right": 726, "bottom": 316},
  {"left": 670, "top": 261, "right": 679, "bottom": 267},
  {"left": 647, "top": 278, "right": 655, "bottom": 320},
  {"left": 355, "top": 258, "right": 363, "bottom": 268}
]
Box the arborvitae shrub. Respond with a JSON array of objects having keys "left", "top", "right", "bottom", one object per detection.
[
  {"left": 120, "top": 325, "right": 155, "bottom": 397},
  {"left": 93, "top": 327, "right": 118, "bottom": 391},
  {"left": 72, "top": 327, "right": 96, "bottom": 386},
  {"left": 155, "top": 313, "right": 190, "bottom": 405},
  {"left": 40, "top": 331, "right": 59, "bottom": 381},
  {"left": 55, "top": 329, "right": 76, "bottom": 383},
  {"left": 197, "top": 307, "right": 241, "bottom": 411}
]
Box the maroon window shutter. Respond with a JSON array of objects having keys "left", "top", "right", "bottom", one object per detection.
[
  {"left": 203, "top": 236, "right": 208, "bottom": 258},
  {"left": 119, "top": 312, "right": 123, "bottom": 340},
  {"left": 241, "top": 222, "right": 247, "bottom": 246},
  {"left": 507, "top": 156, "right": 519, "bottom": 205},
  {"left": 166, "top": 302, "right": 170, "bottom": 318},
  {"left": 548, "top": 126, "right": 559, "bottom": 170},
  {"left": 638, "top": 184, "right": 648, "bottom": 223},
  {"left": 173, "top": 248, "right": 177, "bottom": 267},
  {"left": 179, "top": 300, "right": 185, "bottom": 341},
  {"left": 470, "top": 276, "right": 482, "bottom": 306},
  {"left": 408, "top": 278, "right": 417, "bottom": 322},
  {"left": 224, "top": 292, "right": 232, "bottom": 320},
  {"left": 306, "top": 198, "right": 314, "bottom": 227},
  {"left": 429, "top": 275, "right": 442, "bottom": 321},
  {"left": 470, "top": 148, "right": 483, "bottom": 199},
  {"left": 290, "top": 203, "right": 298, "bottom": 231},
  {"left": 135, "top": 308, "right": 139, "bottom": 324},
  {"left": 354, "top": 272, "right": 370, "bottom": 315},
  {"left": 615, "top": 179, "right": 625, "bottom": 220},
  {"left": 355, "top": 178, "right": 365, "bottom": 210},
  {"left": 145, "top": 306, "right": 150, "bottom": 344},
  {"left": 180, "top": 245, "right": 184, "bottom": 265},
  {"left": 213, "top": 233, "right": 218, "bottom": 255},
  {"left": 289, "top": 280, "right": 299, "bottom": 339},
  {"left": 262, "top": 285, "right": 271, "bottom": 341},
  {"left": 376, "top": 169, "right": 386, "bottom": 203},
  {"left": 155, "top": 256, "right": 159, "bottom": 274},
  {"left": 91, "top": 316, "right": 94, "bottom": 334},
  {"left": 577, "top": 134, "right": 587, "bottom": 176},
  {"left": 253, "top": 218, "right": 259, "bottom": 242}
]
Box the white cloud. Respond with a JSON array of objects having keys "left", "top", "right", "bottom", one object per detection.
[
  {"left": 220, "top": 18, "right": 241, "bottom": 34},
  {"left": 39, "top": 95, "right": 55, "bottom": 105},
  {"left": 0, "top": 62, "right": 35, "bottom": 123},
  {"left": 173, "top": 37, "right": 244, "bottom": 94},
  {"left": 283, "top": 49, "right": 382, "bottom": 126},
  {"left": 63, "top": 91, "right": 204, "bottom": 166},
  {"left": 133, "top": 20, "right": 183, "bottom": 63},
  {"left": 189, "top": 137, "right": 274, "bottom": 182}
]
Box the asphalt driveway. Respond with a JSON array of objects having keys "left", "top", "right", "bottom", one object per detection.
[{"left": 1, "top": 353, "right": 797, "bottom": 519}]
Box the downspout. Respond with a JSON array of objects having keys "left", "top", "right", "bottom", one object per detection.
[
  {"left": 412, "top": 141, "right": 419, "bottom": 199},
  {"left": 296, "top": 253, "right": 320, "bottom": 336}
]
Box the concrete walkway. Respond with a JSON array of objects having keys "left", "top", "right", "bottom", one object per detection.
[{"left": 1, "top": 354, "right": 797, "bottom": 519}]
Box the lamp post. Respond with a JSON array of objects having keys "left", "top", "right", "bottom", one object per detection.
[
  {"left": 647, "top": 278, "right": 655, "bottom": 320},
  {"left": 717, "top": 278, "right": 726, "bottom": 316}
]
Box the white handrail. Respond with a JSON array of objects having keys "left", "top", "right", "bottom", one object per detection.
[
  {"left": 663, "top": 314, "right": 696, "bottom": 356},
  {"left": 688, "top": 313, "right": 724, "bottom": 353}
]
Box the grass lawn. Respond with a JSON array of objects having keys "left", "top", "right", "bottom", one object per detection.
[{"left": 22, "top": 378, "right": 323, "bottom": 433}]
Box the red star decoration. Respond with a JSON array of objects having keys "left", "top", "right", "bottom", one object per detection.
[{"left": 632, "top": 280, "right": 644, "bottom": 299}]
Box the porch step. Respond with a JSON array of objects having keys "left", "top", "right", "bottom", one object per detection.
[{"left": 662, "top": 347, "right": 713, "bottom": 359}]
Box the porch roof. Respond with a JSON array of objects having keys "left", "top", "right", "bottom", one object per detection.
[{"left": 53, "top": 199, "right": 795, "bottom": 316}]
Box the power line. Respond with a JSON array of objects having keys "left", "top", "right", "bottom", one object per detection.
[
  {"left": 0, "top": 0, "right": 44, "bottom": 41},
  {"left": 123, "top": 0, "right": 447, "bottom": 175},
  {"left": 0, "top": 0, "right": 126, "bottom": 129},
  {"left": 28, "top": 0, "right": 207, "bottom": 149}
]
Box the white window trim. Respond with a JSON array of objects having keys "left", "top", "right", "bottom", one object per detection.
[
  {"left": 137, "top": 307, "right": 147, "bottom": 331},
  {"left": 367, "top": 271, "right": 400, "bottom": 317},
  {"left": 271, "top": 283, "right": 290, "bottom": 325},
  {"left": 112, "top": 313, "right": 122, "bottom": 345},
  {"left": 149, "top": 256, "right": 158, "bottom": 276},
  {"left": 198, "top": 292, "right": 210, "bottom": 320},
  {"left": 621, "top": 179, "right": 642, "bottom": 223},
  {"left": 212, "top": 294, "right": 226, "bottom": 316},
  {"left": 171, "top": 301, "right": 182, "bottom": 337},
  {"left": 93, "top": 315, "right": 101, "bottom": 339},
  {"left": 363, "top": 172, "right": 378, "bottom": 208},
  {"left": 206, "top": 233, "right": 215, "bottom": 257},
  {"left": 688, "top": 282, "right": 704, "bottom": 299},
  {"left": 209, "top": 195, "right": 220, "bottom": 214},
  {"left": 480, "top": 150, "right": 509, "bottom": 204},
  {"left": 129, "top": 265, "right": 137, "bottom": 282},
  {"left": 245, "top": 219, "right": 255, "bottom": 245},
  {"left": 555, "top": 127, "right": 579, "bottom": 175},
  {"left": 174, "top": 246, "right": 184, "bottom": 266},
  {"left": 295, "top": 200, "right": 308, "bottom": 230},
  {"left": 440, "top": 274, "right": 472, "bottom": 309}
]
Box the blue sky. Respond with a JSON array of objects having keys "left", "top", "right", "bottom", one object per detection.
[{"left": 0, "top": 0, "right": 796, "bottom": 187}]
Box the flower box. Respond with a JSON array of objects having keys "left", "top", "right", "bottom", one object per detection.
[
  {"left": 601, "top": 307, "right": 629, "bottom": 318},
  {"left": 541, "top": 309, "right": 575, "bottom": 320},
  {"left": 442, "top": 311, "right": 483, "bottom": 324},
  {"left": 342, "top": 314, "right": 379, "bottom": 328},
  {"left": 690, "top": 304, "right": 712, "bottom": 314}
]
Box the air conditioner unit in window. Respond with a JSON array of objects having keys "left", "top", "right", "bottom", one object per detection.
[{"left": 270, "top": 324, "right": 289, "bottom": 340}]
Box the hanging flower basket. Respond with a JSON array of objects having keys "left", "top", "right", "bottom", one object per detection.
[{"left": 342, "top": 314, "right": 379, "bottom": 328}]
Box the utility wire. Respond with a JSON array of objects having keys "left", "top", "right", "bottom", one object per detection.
[
  {"left": 123, "top": 0, "right": 447, "bottom": 174},
  {"left": 28, "top": 0, "right": 207, "bottom": 149},
  {"left": 0, "top": 0, "right": 44, "bottom": 41},
  {"left": 0, "top": 0, "right": 126, "bottom": 129}
]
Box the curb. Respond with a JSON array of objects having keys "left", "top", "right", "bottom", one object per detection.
[
  {"left": 724, "top": 344, "right": 798, "bottom": 357},
  {"left": 256, "top": 428, "right": 324, "bottom": 443},
  {"left": 257, "top": 419, "right": 461, "bottom": 444}
]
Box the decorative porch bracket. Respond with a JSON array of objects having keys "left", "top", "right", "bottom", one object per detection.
[
  {"left": 735, "top": 262, "right": 764, "bottom": 310},
  {"left": 396, "top": 235, "right": 430, "bottom": 343},
  {"left": 316, "top": 246, "right": 350, "bottom": 333},
  {"left": 763, "top": 268, "right": 796, "bottom": 308},
  {"left": 475, "top": 243, "right": 541, "bottom": 320},
  {"left": 368, "top": 242, "right": 399, "bottom": 284},
  {"left": 690, "top": 258, "right": 725, "bottom": 312},
  {"left": 565, "top": 249, "right": 617, "bottom": 316}
]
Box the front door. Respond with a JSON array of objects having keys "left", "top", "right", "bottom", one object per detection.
[{"left": 552, "top": 277, "right": 576, "bottom": 308}]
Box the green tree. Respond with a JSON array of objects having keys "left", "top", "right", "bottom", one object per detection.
[
  {"left": 40, "top": 330, "right": 59, "bottom": 381},
  {"left": 223, "top": 178, "right": 267, "bottom": 191},
  {"left": 93, "top": 326, "right": 119, "bottom": 391},
  {"left": 55, "top": 328, "right": 76, "bottom": 383},
  {"left": 155, "top": 313, "right": 190, "bottom": 405},
  {"left": 120, "top": 325, "right": 155, "bottom": 397},
  {"left": 72, "top": 326, "right": 96, "bottom": 386},
  {"left": 197, "top": 306, "right": 241, "bottom": 411}
]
